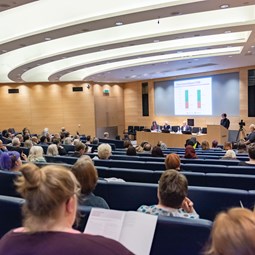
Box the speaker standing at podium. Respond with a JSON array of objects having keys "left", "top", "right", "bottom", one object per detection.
[{"left": 220, "top": 113, "right": 230, "bottom": 129}]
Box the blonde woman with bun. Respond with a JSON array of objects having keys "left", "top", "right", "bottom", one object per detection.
[{"left": 0, "top": 163, "right": 133, "bottom": 255}]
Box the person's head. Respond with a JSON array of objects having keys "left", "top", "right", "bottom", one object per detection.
[
  {"left": 158, "top": 170, "right": 188, "bottom": 208},
  {"left": 71, "top": 156, "right": 97, "bottom": 196},
  {"left": 0, "top": 151, "right": 22, "bottom": 171},
  {"left": 73, "top": 139, "right": 81, "bottom": 147},
  {"left": 31, "top": 136, "right": 38, "bottom": 145},
  {"left": 92, "top": 137, "right": 99, "bottom": 145},
  {"left": 157, "top": 141, "right": 168, "bottom": 150},
  {"left": 221, "top": 113, "right": 227, "bottom": 119},
  {"left": 12, "top": 137, "right": 21, "bottom": 147},
  {"left": 204, "top": 208, "right": 255, "bottom": 255},
  {"left": 28, "top": 146, "right": 44, "bottom": 161},
  {"left": 165, "top": 153, "right": 181, "bottom": 170},
  {"left": 86, "top": 135, "right": 91, "bottom": 143},
  {"left": 184, "top": 145, "right": 197, "bottom": 159},
  {"left": 98, "top": 143, "right": 112, "bottom": 159},
  {"left": 64, "top": 137, "right": 72, "bottom": 145},
  {"left": 249, "top": 124, "right": 255, "bottom": 132},
  {"left": 201, "top": 140, "right": 210, "bottom": 150},
  {"left": 40, "top": 136, "right": 47, "bottom": 144},
  {"left": 24, "top": 139, "right": 33, "bottom": 148},
  {"left": 103, "top": 132, "right": 109, "bottom": 139},
  {"left": 185, "top": 139, "right": 194, "bottom": 147},
  {"left": 237, "top": 141, "right": 247, "bottom": 153},
  {"left": 124, "top": 140, "right": 132, "bottom": 149},
  {"left": 143, "top": 143, "right": 152, "bottom": 152},
  {"left": 16, "top": 134, "right": 24, "bottom": 143},
  {"left": 47, "top": 144, "right": 59, "bottom": 156},
  {"left": 75, "top": 142, "right": 87, "bottom": 155},
  {"left": 126, "top": 146, "right": 137, "bottom": 156},
  {"left": 182, "top": 121, "right": 187, "bottom": 126},
  {"left": 16, "top": 163, "right": 80, "bottom": 232},
  {"left": 223, "top": 149, "right": 236, "bottom": 159},
  {"left": 212, "top": 140, "right": 218, "bottom": 148},
  {"left": 223, "top": 141, "right": 232, "bottom": 150},
  {"left": 135, "top": 145, "right": 144, "bottom": 153},
  {"left": 248, "top": 143, "right": 255, "bottom": 160},
  {"left": 151, "top": 146, "right": 164, "bottom": 157}
]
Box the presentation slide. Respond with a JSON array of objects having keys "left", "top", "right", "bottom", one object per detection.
[{"left": 174, "top": 77, "right": 212, "bottom": 115}]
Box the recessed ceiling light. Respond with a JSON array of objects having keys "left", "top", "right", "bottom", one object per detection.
[
  {"left": 1, "top": 50, "right": 7, "bottom": 53},
  {"left": 224, "top": 31, "right": 231, "bottom": 34},
  {"left": 44, "top": 37, "right": 52, "bottom": 41},
  {"left": 220, "top": 4, "right": 229, "bottom": 9},
  {"left": 153, "top": 39, "right": 160, "bottom": 43},
  {"left": 228, "top": 55, "right": 232, "bottom": 57},
  {"left": 251, "top": 45, "right": 255, "bottom": 48},
  {"left": 115, "top": 21, "right": 123, "bottom": 26}
]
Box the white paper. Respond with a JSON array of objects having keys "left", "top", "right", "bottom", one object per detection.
[{"left": 84, "top": 208, "right": 157, "bottom": 255}]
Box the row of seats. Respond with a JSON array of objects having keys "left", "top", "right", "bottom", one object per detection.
[
  {"left": 0, "top": 195, "right": 212, "bottom": 255},
  {"left": 94, "top": 180, "right": 255, "bottom": 221},
  {"left": 96, "top": 167, "right": 255, "bottom": 190}
]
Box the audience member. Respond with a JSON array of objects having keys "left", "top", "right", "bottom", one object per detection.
[
  {"left": 236, "top": 141, "right": 247, "bottom": 154},
  {"left": 47, "top": 144, "right": 59, "bottom": 156},
  {"left": 0, "top": 163, "right": 132, "bottom": 254},
  {"left": 201, "top": 140, "right": 210, "bottom": 150},
  {"left": 223, "top": 141, "right": 232, "bottom": 150},
  {"left": 244, "top": 124, "right": 255, "bottom": 145},
  {"left": 0, "top": 151, "right": 22, "bottom": 171},
  {"left": 190, "top": 137, "right": 200, "bottom": 148},
  {"left": 103, "top": 132, "right": 110, "bottom": 139},
  {"left": 126, "top": 146, "right": 137, "bottom": 156},
  {"left": 143, "top": 143, "right": 152, "bottom": 153},
  {"left": 137, "top": 170, "right": 198, "bottom": 219},
  {"left": 52, "top": 138, "right": 67, "bottom": 156},
  {"left": 221, "top": 149, "right": 237, "bottom": 160},
  {"left": 184, "top": 145, "right": 198, "bottom": 159},
  {"left": 151, "top": 146, "right": 164, "bottom": 157},
  {"left": 39, "top": 136, "right": 48, "bottom": 145},
  {"left": 73, "top": 142, "right": 88, "bottom": 158},
  {"left": 31, "top": 136, "right": 39, "bottom": 145},
  {"left": 97, "top": 143, "right": 112, "bottom": 159},
  {"left": 24, "top": 140, "right": 33, "bottom": 148},
  {"left": 63, "top": 137, "right": 73, "bottom": 145},
  {"left": 135, "top": 145, "right": 144, "bottom": 153},
  {"left": 211, "top": 140, "right": 218, "bottom": 148},
  {"left": 86, "top": 135, "right": 92, "bottom": 144},
  {"left": 157, "top": 141, "right": 168, "bottom": 150},
  {"left": 71, "top": 156, "right": 109, "bottom": 209},
  {"left": 203, "top": 208, "right": 255, "bottom": 255},
  {"left": 165, "top": 153, "right": 181, "bottom": 170},
  {"left": 124, "top": 140, "right": 132, "bottom": 149},
  {"left": 239, "top": 143, "right": 255, "bottom": 166},
  {"left": 92, "top": 137, "right": 99, "bottom": 145},
  {"left": 0, "top": 140, "right": 8, "bottom": 152},
  {"left": 28, "top": 146, "right": 46, "bottom": 162}
]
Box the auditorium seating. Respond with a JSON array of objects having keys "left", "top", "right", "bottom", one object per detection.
[
  {"left": 99, "top": 138, "right": 124, "bottom": 149},
  {"left": 0, "top": 195, "right": 24, "bottom": 238},
  {"left": 76, "top": 205, "right": 212, "bottom": 255},
  {"left": 0, "top": 170, "right": 21, "bottom": 197},
  {"left": 94, "top": 180, "right": 255, "bottom": 221}
]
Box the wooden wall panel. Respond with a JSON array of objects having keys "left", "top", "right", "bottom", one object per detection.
[{"left": 94, "top": 83, "right": 125, "bottom": 136}]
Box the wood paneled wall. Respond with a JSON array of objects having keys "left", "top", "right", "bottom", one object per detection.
[
  {"left": 124, "top": 66, "right": 255, "bottom": 131},
  {"left": 0, "top": 82, "right": 96, "bottom": 136}
]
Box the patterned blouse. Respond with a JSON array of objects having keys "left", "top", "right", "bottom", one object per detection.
[{"left": 137, "top": 205, "right": 199, "bottom": 219}]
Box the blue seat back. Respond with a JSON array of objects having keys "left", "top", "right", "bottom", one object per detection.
[
  {"left": 0, "top": 195, "right": 24, "bottom": 238},
  {"left": 0, "top": 170, "right": 21, "bottom": 197}
]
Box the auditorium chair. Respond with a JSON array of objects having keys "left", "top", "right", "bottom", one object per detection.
[
  {"left": 0, "top": 195, "right": 24, "bottom": 238},
  {"left": 0, "top": 170, "right": 21, "bottom": 197},
  {"left": 171, "top": 126, "right": 180, "bottom": 133},
  {"left": 76, "top": 205, "right": 212, "bottom": 255},
  {"left": 201, "top": 127, "right": 207, "bottom": 134},
  {"left": 192, "top": 127, "right": 200, "bottom": 133}
]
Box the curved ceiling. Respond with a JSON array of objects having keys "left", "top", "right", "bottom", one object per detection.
[{"left": 0, "top": 0, "right": 255, "bottom": 83}]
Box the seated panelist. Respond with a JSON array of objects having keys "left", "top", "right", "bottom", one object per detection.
[
  {"left": 180, "top": 121, "right": 192, "bottom": 132},
  {"left": 162, "top": 121, "right": 171, "bottom": 131},
  {"left": 151, "top": 121, "right": 160, "bottom": 131}
]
